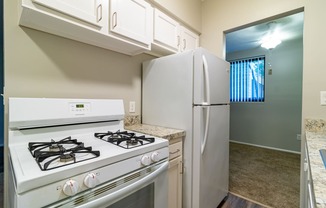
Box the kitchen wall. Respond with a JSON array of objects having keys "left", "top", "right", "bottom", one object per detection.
[
  {"left": 4, "top": 1, "right": 154, "bottom": 116},
  {"left": 227, "top": 38, "right": 303, "bottom": 152}
]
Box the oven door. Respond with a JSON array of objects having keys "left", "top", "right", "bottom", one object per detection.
[{"left": 47, "top": 160, "right": 169, "bottom": 208}]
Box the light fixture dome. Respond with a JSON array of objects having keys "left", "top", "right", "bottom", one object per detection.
[
  {"left": 261, "top": 35, "right": 282, "bottom": 49},
  {"left": 261, "top": 22, "right": 282, "bottom": 49}
]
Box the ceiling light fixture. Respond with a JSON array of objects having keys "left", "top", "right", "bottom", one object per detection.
[
  {"left": 261, "top": 22, "right": 282, "bottom": 50},
  {"left": 261, "top": 35, "right": 282, "bottom": 49}
]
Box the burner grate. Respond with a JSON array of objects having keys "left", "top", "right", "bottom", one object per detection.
[
  {"left": 28, "top": 136, "right": 100, "bottom": 171},
  {"left": 94, "top": 130, "right": 155, "bottom": 149}
]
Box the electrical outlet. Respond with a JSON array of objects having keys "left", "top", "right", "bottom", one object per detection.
[
  {"left": 321, "top": 91, "right": 326, "bottom": 106},
  {"left": 296, "top": 134, "right": 301, "bottom": 141},
  {"left": 129, "top": 101, "right": 135, "bottom": 113}
]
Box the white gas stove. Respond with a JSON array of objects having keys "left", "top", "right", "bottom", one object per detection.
[{"left": 8, "top": 98, "right": 169, "bottom": 208}]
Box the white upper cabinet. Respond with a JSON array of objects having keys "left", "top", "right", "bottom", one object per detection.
[
  {"left": 19, "top": 0, "right": 197, "bottom": 56},
  {"left": 110, "top": 0, "right": 152, "bottom": 46},
  {"left": 32, "top": 0, "right": 104, "bottom": 28},
  {"left": 20, "top": 0, "right": 152, "bottom": 55},
  {"left": 151, "top": 8, "right": 199, "bottom": 55},
  {"left": 180, "top": 26, "right": 199, "bottom": 52},
  {"left": 153, "top": 8, "right": 180, "bottom": 52}
]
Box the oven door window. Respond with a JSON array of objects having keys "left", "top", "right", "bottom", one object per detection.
[{"left": 108, "top": 183, "right": 154, "bottom": 208}]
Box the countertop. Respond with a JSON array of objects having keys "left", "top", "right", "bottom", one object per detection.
[
  {"left": 125, "top": 124, "right": 186, "bottom": 142},
  {"left": 306, "top": 131, "right": 326, "bottom": 208}
]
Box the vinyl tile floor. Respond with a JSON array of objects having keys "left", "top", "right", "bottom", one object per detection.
[{"left": 218, "top": 193, "right": 269, "bottom": 208}]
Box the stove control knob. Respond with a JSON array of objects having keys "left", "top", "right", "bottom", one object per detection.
[
  {"left": 63, "top": 179, "right": 79, "bottom": 196},
  {"left": 151, "top": 151, "right": 160, "bottom": 162},
  {"left": 141, "top": 154, "right": 151, "bottom": 166},
  {"left": 84, "top": 173, "right": 97, "bottom": 188}
]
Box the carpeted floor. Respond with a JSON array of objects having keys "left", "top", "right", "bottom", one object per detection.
[{"left": 229, "top": 142, "right": 300, "bottom": 208}]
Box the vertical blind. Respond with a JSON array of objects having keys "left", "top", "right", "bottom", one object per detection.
[{"left": 230, "top": 57, "right": 265, "bottom": 102}]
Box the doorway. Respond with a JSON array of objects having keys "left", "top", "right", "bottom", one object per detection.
[
  {"left": 225, "top": 11, "right": 304, "bottom": 208},
  {"left": 225, "top": 11, "right": 304, "bottom": 152}
]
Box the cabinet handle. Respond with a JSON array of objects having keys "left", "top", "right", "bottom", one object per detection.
[
  {"left": 112, "top": 12, "right": 118, "bottom": 29},
  {"left": 180, "top": 160, "right": 183, "bottom": 174},
  {"left": 177, "top": 35, "right": 180, "bottom": 47},
  {"left": 183, "top": 39, "right": 186, "bottom": 50},
  {"left": 170, "top": 149, "right": 180, "bottom": 154},
  {"left": 97, "top": 4, "right": 102, "bottom": 23}
]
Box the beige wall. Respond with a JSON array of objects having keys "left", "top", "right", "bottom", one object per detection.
[
  {"left": 4, "top": 0, "right": 155, "bottom": 115},
  {"left": 302, "top": 0, "right": 326, "bottom": 120}
]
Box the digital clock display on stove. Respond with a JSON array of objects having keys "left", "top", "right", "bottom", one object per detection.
[{"left": 76, "top": 104, "right": 84, "bottom": 108}]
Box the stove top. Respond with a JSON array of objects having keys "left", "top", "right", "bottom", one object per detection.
[
  {"left": 26, "top": 129, "right": 158, "bottom": 171},
  {"left": 8, "top": 98, "right": 169, "bottom": 196},
  {"left": 94, "top": 130, "right": 155, "bottom": 149},
  {"left": 28, "top": 136, "right": 100, "bottom": 171},
  {"left": 9, "top": 127, "right": 168, "bottom": 194}
]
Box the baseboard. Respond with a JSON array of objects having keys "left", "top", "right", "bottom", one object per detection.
[{"left": 230, "top": 140, "right": 301, "bottom": 155}]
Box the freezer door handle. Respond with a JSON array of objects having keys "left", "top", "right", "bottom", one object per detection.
[
  {"left": 202, "top": 55, "right": 211, "bottom": 105},
  {"left": 201, "top": 106, "right": 210, "bottom": 154}
]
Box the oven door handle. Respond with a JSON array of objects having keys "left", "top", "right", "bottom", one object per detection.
[{"left": 78, "top": 161, "right": 169, "bottom": 208}]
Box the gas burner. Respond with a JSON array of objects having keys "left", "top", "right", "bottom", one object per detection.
[
  {"left": 94, "top": 130, "right": 155, "bottom": 149},
  {"left": 126, "top": 138, "right": 139, "bottom": 146},
  {"left": 60, "top": 153, "right": 75, "bottom": 162},
  {"left": 29, "top": 137, "right": 82, "bottom": 157},
  {"left": 49, "top": 144, "right": 63, "bottom": 152},
  {"left": 94, "top": 130, "right": 135, "bottom": 142},
  {"left": 28, "top": 137, "right": 100, "bottom": 171}
]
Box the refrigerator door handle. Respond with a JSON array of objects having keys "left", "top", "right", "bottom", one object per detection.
[
  {"left": 202, "top": 55, "right": 211, "bottom": 105},
  {"left": 201, "top": 106, "right": 210, "bottom": 154}
]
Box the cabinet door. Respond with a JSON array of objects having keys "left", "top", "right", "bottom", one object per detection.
[
  {"left": 110, "top": 0, "right": 152, "bottom": 45},
  {"left": 153, "top": 8, "right": 180, "bottom": 52},
  {"left": 180, "top": 26, "right": 199, "bottom": 52},
  {"left": 168, "top": 157, "right": 183, "bottom": 208},
  {"left": 32, "top": 0, "right": 103, "bottom": 27}
]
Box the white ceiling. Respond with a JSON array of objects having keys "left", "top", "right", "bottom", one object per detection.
[{"left": 225, "top": 12, "right": 304, "bottom": 53}]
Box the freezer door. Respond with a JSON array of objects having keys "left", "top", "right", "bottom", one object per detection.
[
  {"left": 192, "top": 105, "right": 229, "bottom": 208},
  {"left": 142, "top": 51, "right": 194, "bottom": 129},
  {"left": 193, "top": 48, "right": 230, "bottom": 105}
]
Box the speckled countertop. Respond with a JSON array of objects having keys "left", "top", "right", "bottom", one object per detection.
[
  {"left": 305, "top": 119, "right": 326, "bottom": 208},
  {"left": 125, "top": 124, "right": 186, "bottom": 141}
]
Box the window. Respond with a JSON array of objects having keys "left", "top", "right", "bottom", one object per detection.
[{"left": 230, "top": 56, "right": 265, "bottom": 102}]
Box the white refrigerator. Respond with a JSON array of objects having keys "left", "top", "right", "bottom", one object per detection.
[{"left": 142, "top": 47, "right": 230, "bottom": 208}]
